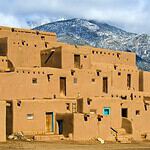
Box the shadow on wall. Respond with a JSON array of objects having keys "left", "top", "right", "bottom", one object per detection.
[
  {"left": 121, "top": 117, "right": 133, "bottom": 134},
  {"left": 8, "top": 60, "right": 15, "bottom": 72}
]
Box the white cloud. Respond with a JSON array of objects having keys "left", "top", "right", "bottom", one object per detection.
[
  {"left": 0, "top": 13, "right": 28, "bottom": 28},
  {"left": 0, "top": 0, "right": 149, "bottom": 33}
]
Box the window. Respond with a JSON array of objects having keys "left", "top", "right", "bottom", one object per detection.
[
  {"left": 60, "top": 77, "right": 66, "bottom": 96},
  {"left": 127, "top": 74, "right": 131, "bottom": 88},
  {"left": 84, "top": 114, "right": 89, "bottom": 121},
  {"left": 121, "top": 108, "right": 128, "bottom": 118},
  {"left": 74, "top": 54, "right": 80, "bottom": 68},
  {"left": 41, "top": 36, "right": 45, "bottom": 40},
  {"left": 45, "top": 42, "right": 48, "bottom": 48},
  {"left": 71, "top": 70, "right": 75, "bottom": 76},
  {"left": 26, "top": 114, "right": 34, "bottom": 120},
  {"left": 17, "top": 100, "right": 21, "bottom": 107},
  {"left": 47, "top": 74, "right": 53, "bottom": 82},
  {"left": 103, "top": 107, "right": 111, "bottom": 116},
  {"left": 118, "top": 72, "right": 121, "bottom": 76},
  {"left": 136, "top": 110, "right": 140, "bottom": 115},
  {"left": 87, "top": 98, "right": 92, "bottom": 105},
  {"left": 103, "top": 77, "right": 108, "bottom": 93},
  {"left": 91, "top": 78, "right": 95, "bottom": 82},
  {"left": 32, "top": 78, "right": 37, "bottom": 84},
  {"left": 66, "top": 103, "right": 70, "bottom": 111}
]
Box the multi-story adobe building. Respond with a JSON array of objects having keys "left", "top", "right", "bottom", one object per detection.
[{"left": 0, "top": 26, "right": 149, "bottom": 142}]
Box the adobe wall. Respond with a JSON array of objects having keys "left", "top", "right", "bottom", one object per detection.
[
  {"left": 120, "top": 100, "right": 150, "bottom": 140},
  {"left": 143, "top": 71, "right": 150, "bottom": 92},
  {"left": 111, "top": 67, "right": 139, "bottom": 91},
  {"left": 74, "top": 98, "right": 122, "bottom": 140},
  {"left": 0, "top": 67, "right": 106, "bottom": 99},
  {"left": 0, "top": 27, "right": 56, "bottom": 68},
  {"left": 12, "top": 99, "right": 76, "bottom": 136},
  {"left": 0, "top": 56, "right": 9, "bottom": 71},
  {"left": 90, "top": 48, "right": 136, "bottom": 67},
  {"left": 0, "top": 101, "right": 6, "bottom": 142}
]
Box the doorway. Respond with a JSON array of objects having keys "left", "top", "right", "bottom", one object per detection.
[
  {"left": 74, "top": 54, "right": 80, "bottom": 68},
  {"left": 60, "top": 77, "right": 66, "bottom": 96},
  {"left": 6, "top": 101, "right": 13, "bottom": 136},
  {"left": 121, "top": 108, "right": 128, "bottom": 118},
  {"left": 46, "top": 112, "right": 54, "bottom": 133},
  {"left": 57, "top": 120, "right": 63, "bottom": 134}
]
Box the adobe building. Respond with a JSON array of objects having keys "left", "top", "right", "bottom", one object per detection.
[{"left": 0, "top": 26, "right": 150, "bottom": 142}]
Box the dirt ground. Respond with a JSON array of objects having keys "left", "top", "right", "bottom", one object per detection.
[{"left": 0, "top": 141, "right": 150, "bottom": 150}]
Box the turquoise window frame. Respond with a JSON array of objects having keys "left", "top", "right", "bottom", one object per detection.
[{"left": 103, "top": 107, "right": 111, "bottom": 116}]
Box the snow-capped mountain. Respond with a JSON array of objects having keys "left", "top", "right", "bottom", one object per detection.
[{"left": 34, "top": 18, "right": 150, "bottom": 71}]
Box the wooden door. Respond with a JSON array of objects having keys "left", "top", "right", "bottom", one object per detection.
[{"left": 46, "top": 112, "right": 54, "bottom": 133}]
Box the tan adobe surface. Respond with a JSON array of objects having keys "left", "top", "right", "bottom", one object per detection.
[{"left": 0, "top": 26, "right": 149, "bottom": 142}]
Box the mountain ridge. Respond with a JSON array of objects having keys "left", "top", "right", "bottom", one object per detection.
[{"left": 33, "top": 18, "right": 150, "bottom": 71}]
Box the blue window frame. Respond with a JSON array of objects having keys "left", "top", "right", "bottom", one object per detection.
[{"left": 103, "top": 107, "right": 111, "bottom": 116}]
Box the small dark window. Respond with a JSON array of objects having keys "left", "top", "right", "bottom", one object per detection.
[
  {"left": 11, "top": 28, "right": 15, "bottom": 32},
  {"left": 84, "top": 55, "right": 87, "bottom": 58},
  {"left": 91, "top": 78, "right": 95, "bottom": 82},
  {"left": 32, "top": 78, "right": 37, "bottom": 84},
  {"left": 136, "top": 110, "right": 140, "bottom": 115},
  {"left": 127, "top": 74, "right": 131, "bottom": 88},
  {"left": 41, "top": 36, "right": 45, "bottom": 40},
  {"left": 45, "top": 42, "right": 48, "bottom": 48},
  {"left": 120, "top": 95, "right": 127, "bottom": 100},
  {"left": 97, "top": 72, "right": 100, "bottom": 76},
  {"left": 84, "top": 116, "right": 88, "bottom": 121},
  {"left": 84, "top": 114, "right": 89, "bottom": 121},
  {"left": 114, "top": 65, "right": 117, "bottom": 70},
  {"left": 66, "top": 103, "right": 70, "bottom": 111},
  {"left": 71, "top": 70, "right": 75, "bottom": 76},
  {"left": 144, "top": 104, "right": 148, "bottom": 111},
  {"left": 22, "top": 41, "right": 25, "bottom": 45},
  {"left": 130, "top": 93, "right": 133, "bottom": 100},
  {"left": 87, "top": 98, "right": 92, "bottom": 105},
  {"left": 103, "top": 77, "right": 108, "bottom": 93},
  {"left": 47, "top": 74, "right": 51, "bottom": 82},
  {"left": 36, "top": 31, "right": 39, "bottom": 35},
  {"left": 17, "top": 100, "right": 21, "bottom": 107},
  {"left": 96, "top": 70, "right": 101, "bottom": 76},
  {"left": 118, "top": 72, "right": 121, "bottom": 76},
  {"left": 117, "top": 53, "right": 120, "bottom": 58},
  {"left": 121, "top": 108, "right": 128, "bottom": 118}
]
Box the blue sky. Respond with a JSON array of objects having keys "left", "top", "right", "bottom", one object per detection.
[{"left": 0, "top": 0, "right": 149, "bottom": 34}]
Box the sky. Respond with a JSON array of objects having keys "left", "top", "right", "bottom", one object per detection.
[{"left": 0, "top": 0, "right": 149, "bottom": 34}]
